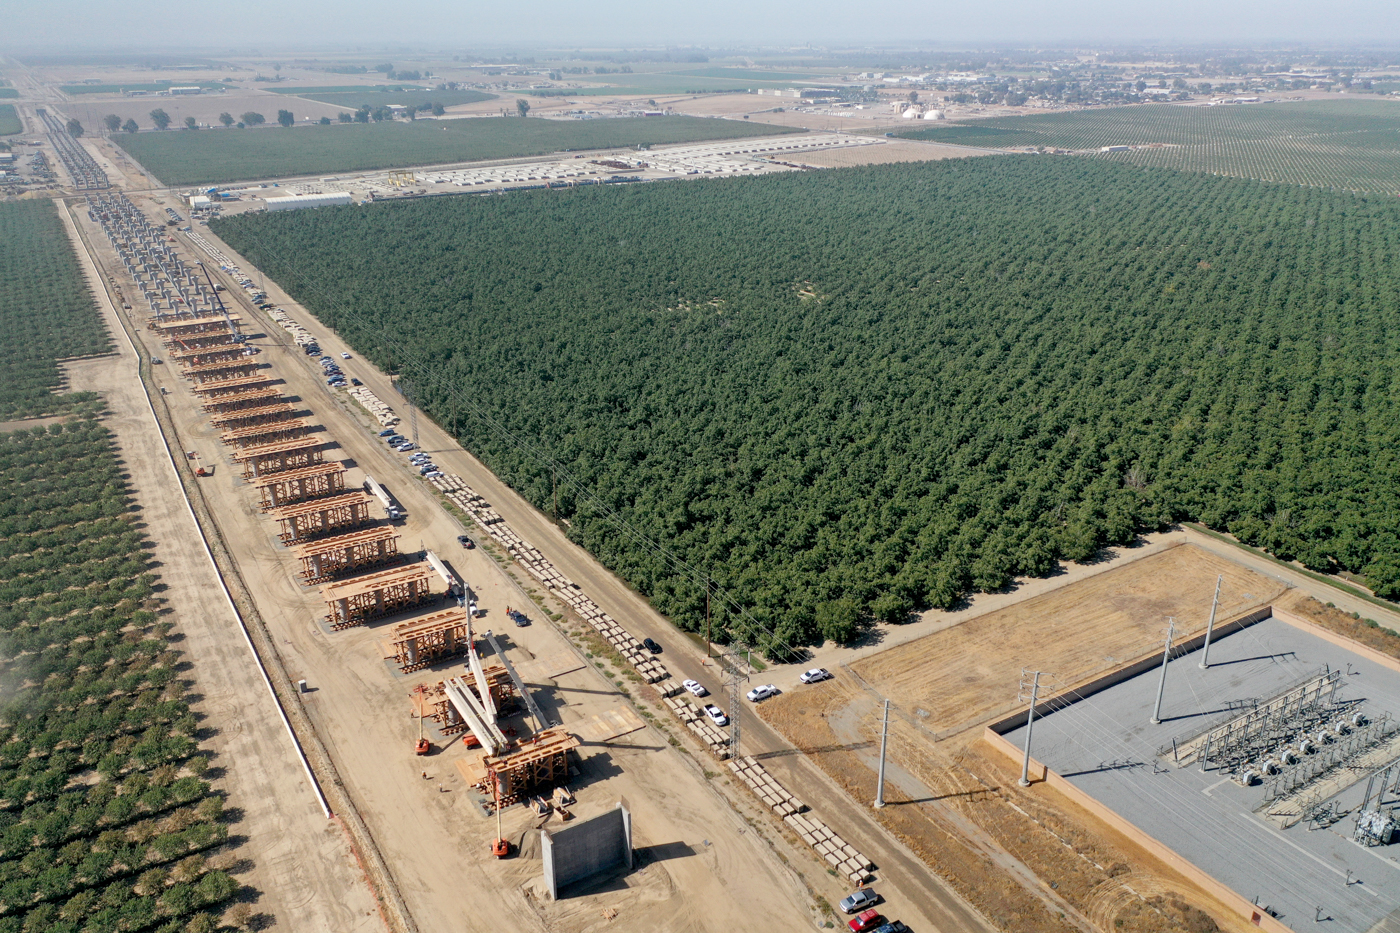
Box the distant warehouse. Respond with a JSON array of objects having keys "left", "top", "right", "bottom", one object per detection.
[{"left": 263, "top": 192, "right": 355, "bottom": 212}]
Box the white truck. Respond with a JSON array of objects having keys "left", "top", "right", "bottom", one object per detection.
[{"left": 363, "top": 475, "right": 404, "bottom": 521}]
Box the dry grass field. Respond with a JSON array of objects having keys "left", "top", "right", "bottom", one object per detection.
[
  {"left": 850, "top": 543, "right": 1287, "bottom": 736},
  {"left": 758, "top": 543, "right": 1297, "bottom": 933}
]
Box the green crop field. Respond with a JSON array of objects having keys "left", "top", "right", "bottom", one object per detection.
[
  {"left": 59, "top": 83, "right": 223, "bottom": 95},
  {"left": 0, "top": 201, "right": 112, "bottom": 420},
  {"left": 268, "top": 85, "right": 428, "bottom": 94},
  {"left": 0, "top": 105, "right": 20, "bottom": 135},
  {"left": 0, "top": 90, "right": 17, "bottom": 100},
  {"left": 114, "top": 116, "right": 802, "bottom": 185},
  {"left": 895, "top": 99, "right": 1400, "bottom": 196},
  {"left": 286, "top": 89, "right": 495, "bottom": 109},
  {"left": 0, "top": 420, "right": 244, "bottom": 933},
  {"left": 214, "top": 156, "right": 1400, "bottom": 654}
]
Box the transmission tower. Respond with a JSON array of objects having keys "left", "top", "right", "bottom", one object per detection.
[{"left": 716, "top": 644, "right": 752, "bottom": 756}]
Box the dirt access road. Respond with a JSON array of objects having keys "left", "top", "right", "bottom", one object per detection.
[
  {"left": 106, "top": 200, "right": 824, "bottom": 933},
  {"left": 57, "top": 199, "right": 383, "bottom": 932},
  {"left": 187, "top": 218, "right": 994, "bottom": 933}
]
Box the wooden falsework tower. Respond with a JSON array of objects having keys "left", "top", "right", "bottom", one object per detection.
[
  {"left": 233, "top": 437, "right": 325, "bottom": 478},
  {"left": 209, "top": 402, "right": 298, "bottom": 430},
  {"left": 321, "top": 563, "right": 435, "bottom": 629},
  {"left": 481, "top": 730, "right": 582, "bottom": 806},
  {"left": 184, "top": 359, "right": 265, "bottom": 384},
  {"left": 269, "top": 491, "right": 373, "bottom": 543},
  {"left": 415, "top": 669, "right": 513, "bottom": 734},
  {"left": 293, "top": 526, "right": 401, "bottom": 582},
  {"left": 220, "top": 418, "right": 312, "bottom": 450},
  {"left": 386, "top": 607, "right": 472, "bottom": 672},
  {"left": 191, "top": 374, "right": 279, "bottom": 399},
  {"left": 202, "top": 387, "right": 283, "bottom": 413},
  {"left": 170, "top": 344, "right": 245, "bottom": 365},
  {"left": 254, "top": 462, "right": 345, "bottom": 510}
]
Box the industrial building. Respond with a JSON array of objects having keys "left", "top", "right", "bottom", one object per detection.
[{"left": 263, "top": 192, "right": 355, "bottom": 212}]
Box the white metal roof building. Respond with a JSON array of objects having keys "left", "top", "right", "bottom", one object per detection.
[{"left": 263, "top": 191, "right": 355, "bottom": 212}]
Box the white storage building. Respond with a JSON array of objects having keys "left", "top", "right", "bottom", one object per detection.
[{"left": 263, "top": 192, "right": 355, "bottom": 212}]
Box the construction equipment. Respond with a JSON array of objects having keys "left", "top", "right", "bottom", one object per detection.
[
  {"left": 492, "top": 780, "right": 510, "bottom": 858},
  {"left": 389, "top": 170, "right": 416, "bottom": 187},
  {"left": 414, "top": 684, "right": 431, "bottom": 756},
  {"left": 189, "top": 450, "right": 213, "bottom": 477}
]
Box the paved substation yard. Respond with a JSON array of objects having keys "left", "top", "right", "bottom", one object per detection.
[
  {"left": 73, "top": 192, "right": 827, "bottom": 933},
  {"left": 1002, "top": 616, "right": 1400, "bottom": 932},
  {"left": 57, "top": 203, "right": 383, "bottom": 932}
]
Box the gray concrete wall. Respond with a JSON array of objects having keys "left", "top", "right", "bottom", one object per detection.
[{"left": 541, "top": 801, "right": 633, "bottom": 899}]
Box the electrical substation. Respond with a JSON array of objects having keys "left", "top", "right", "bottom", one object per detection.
[{"left": 995, "top": 608, "right": 1400, "bottom": 931}]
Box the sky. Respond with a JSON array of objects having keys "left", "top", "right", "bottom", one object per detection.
[{"left": 2, "top": 0, "right": 1400, "bottom": 50}]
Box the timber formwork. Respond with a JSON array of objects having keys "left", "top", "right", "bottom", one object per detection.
[
  {"left": 209, "top": 402, "right": 298, "bottom": 430},
  {"left": 269, "top": 491, "right": 372, "bottom": 543},
  {"left": 480, "top": 729, "right": 581, "bottom": 805},
  {"left": 321, "top": 563, "right": 435, "bottom": 630},
  {"left": 291, "top": 525, "right": 400, "bottom": 582},
  {"left": 253, "top": 461, "right": 345, "bottom": 510},
  {"left": 202, "top": 387, "right": 284, "bottom": 413},
  {"left": 183, "top": 359, "right": 265, "bottom": 384},
  {"left": 220, "top": 419, "right": 311, "bottom": 450},
  {"left": 234, "top": 437, "right": 325, "bottom": 478},
  {"left": 191, "top": 375, "right": 279, "bottom": 399},
  {"left": 386, "top": 608, "right": 470, "bottom": 672}
]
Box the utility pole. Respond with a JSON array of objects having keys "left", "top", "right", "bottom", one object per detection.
[
  {"left": 704, "top": 572, "right": 712, "bottom": 662},
  {"left": 874, "top": 699, "right": 891, "bottom": 807},
  {"left": 1151, "top": 618, "right": 1177, "bottom": 725},
  {"left": 1200, "top": 575, "right": 1222, "bottom": 669},
  {"left": 552, "top": 465, "right": 558, "bottom": 522},
  {"left": 1019, "top": 670, "right": 1043, "bottom": 787}
]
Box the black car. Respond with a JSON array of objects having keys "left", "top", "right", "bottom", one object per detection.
[
  {"left": 457, "top": 534, "right": 475, "bottom": 549},
  {"left": 508, "top": 609, "right": 530, "bottom": 627},
  {"left": 643, "top": 638, "right": 662, "bottom": 654}
]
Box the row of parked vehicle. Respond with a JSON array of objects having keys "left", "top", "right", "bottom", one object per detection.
[{"left": 377, "top": 427, "right": 443, "bottom": 479}]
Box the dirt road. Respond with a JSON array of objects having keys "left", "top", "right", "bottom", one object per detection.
[{"left": 58, "top": 200, "right": 383, "bottom": 932}]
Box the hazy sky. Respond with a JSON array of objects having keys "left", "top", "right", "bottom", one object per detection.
[{"left": 3, "top": 0, "right": 1400, "bottom": 50}]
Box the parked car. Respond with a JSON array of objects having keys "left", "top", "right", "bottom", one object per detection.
[
  {"left": 341, "top": 351, "right": 351, "bottom": 359},
  {"left": 870, "top": 923, "right": 907, "bottom": 933},
  {"left": 457, "top": 535, "right": 475, "bottom": 549},
  {"left": 423, "top": 470, "right": 444, "bottom": 479},
  {"left": 849, "top": 909, "right": 883, "bottom": 933},
  {"left": 643, "top": 637, "right": 662, "bottom": 654},
  {"left": 384, "top": 435, "right": 404, "bottom": 445},
  {"left": 703, "top": 704, "right": 728, "bottom": 726},
  {"left": 509, "top": 609, "right": 530, "bottom": 627},
  {"left": 410, "top": 453, "right": 431, "bottom": 463},
  {"left": 351, "top": 378, "right": 362, "bottom": 386},
  {"left": 377, "top": 428, "right": 397, "bottom": 437},
  {"left": 682, "top": 679, "right": 708, "bottom": 697},
  {"left": 800, "top": 668, "right": 833, "bottom": 684},
  {"left": 746, "top": 684, "right": 778, "bottom": 703},
  {"left": 396, "top": 442, "right": 417, "bottom": 452},
  {"left": 839, "top": 890, "right": 880, "bottom": 914},
  {"left": 419, "top": 464, "right": 438, "bottom": 475}
]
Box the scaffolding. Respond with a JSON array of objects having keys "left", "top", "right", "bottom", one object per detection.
[
  {"left": 202, "top": 387, "right": 284, "bottom": 413},
  {"left": 233, "top": 437, "right": 325, "bottom": 478},
  {"left": 321, "top": 563, "right": 435, "bottom": 629},
  {"left": 253, "top": 462, "right": 345, "bottom": 509},
  {"left": 479, "top": 730, "right": 582, "bottom": 807},
  {"left": 386, "top": 607, "right": 472, "bottom": 671},
  {"left": 292, "top": 526, "right": 400, "bottom": 582},
  {"left": 220, "top": 419, "right": 312, "bottom": 450},
  {"left": 165, "top": 331, "right": 238, "bottom": 351},
  {"left": 209, "top": 402, "right": 298, "bottom": 430},
  {"left": 269, "top": 491, "right": 373, "bottom": 543},
  {"left": 151, "top": 316, "right": 240, "bottom": 338},
  {"left": 191, "top": 375, "right": 280, "bottom": 399}
]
